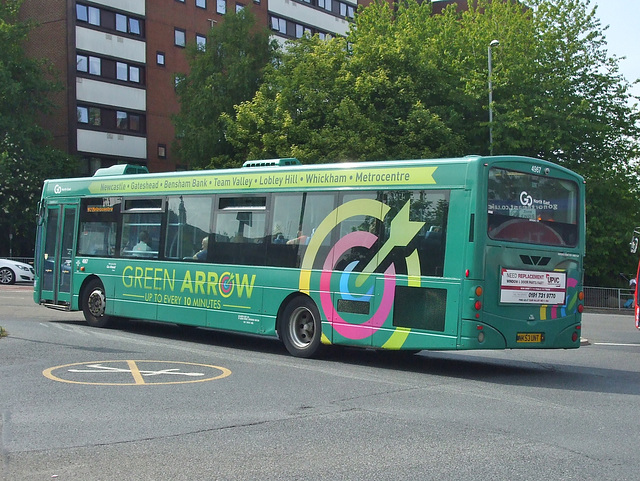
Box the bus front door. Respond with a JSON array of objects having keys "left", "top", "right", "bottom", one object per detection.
[{"left": 39, "top": 204, "right": 78, "bottom": 308}]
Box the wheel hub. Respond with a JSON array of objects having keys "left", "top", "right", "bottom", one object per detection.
[
  {"left": 290, "top": 307, "right": 314, "bottom": 348},
  {"left": 88, "top": 289, "right": 106, "bottom": 317}
]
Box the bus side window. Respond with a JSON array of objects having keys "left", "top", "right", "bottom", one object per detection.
[
  {"left": 211, "top": 196, "right": 267, "bottom": 266},
  {"left": 121, "top": 212, "right": 162, "bottom": 258},
  {"left": 164, "top": 195, "right": 213, "bottom": 261},
  {"left": 78, "top": 198, "right": 121, "bottom": 257}
]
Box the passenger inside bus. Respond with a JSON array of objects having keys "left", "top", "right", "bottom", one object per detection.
[
  {"left": 132, "top": 231, "right": 152, "bottom": 253},
  {"left": 286, "top": 229, "right": 308, "bottom": 245},
  {"left": 193, "top": 236, "right": 208, "bottom": 261}
]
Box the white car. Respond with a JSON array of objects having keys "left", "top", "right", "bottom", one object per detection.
[{"left": 0, "top": 259, "right": 35, "bottom": 285}]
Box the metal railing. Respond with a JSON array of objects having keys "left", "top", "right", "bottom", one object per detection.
[
  {"left": 583, "top": 287, "right": 635, "bottom": 311},
  {"left": 4, "top": 257, "right": 34, "bottom": 266}
]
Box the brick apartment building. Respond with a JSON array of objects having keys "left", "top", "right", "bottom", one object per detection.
[{"left": 19, "top": 0, "right": 458, "bottom": 174}]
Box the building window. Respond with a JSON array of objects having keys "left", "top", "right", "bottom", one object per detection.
[
  {"left": 78, "top": 106, "right": 101, "bottom": 126},
  {"left": 117, "top": 111, "right": 128, "bottom": 130},
  {"left": 77, "top": 4, "right": 144, "bottom": 37},
  {"left": 129, "top": 66, "right": 140, "bottom": 83},
  {"left": 196, "top": 0, "right": 206, "bottom": 8},
  {"left": 174, "top": 28, "right": 186, "bottom": 47},
  {"left": 158, "top": 144, "right": 167, "bottom": 159},
  {"left": 116, "top": 13, "right": 127, "bottom": 32},
  {"left": 129, "top": 18, "right": 141, "bottom": 35},
  {"left": 115, "top": 14, "right": 142, "bottom": 35},
  {"left": 114, "top": 62, "right": 141, "bottom": 83},
  {"left": 129, "top": 114, "right": 141, "bottom": 132},
  {"left": 88, "top": 6, "right": 100, "bottom": 25},
  {"left": 157, "top": 51, "right": 165, "bottom": 66},
  {"left": 89, "top": 107, "right": 101, "bottom": 126},
  {"left": 89, "top": 56, "right": 101, "bottom": 75},
  {"left": 78, "top": 53, "right": 144, "bottom": 85},
  {"left": 76, "top": 4, "right": 101, "bottom": 26},
  {"left": 318, "top": 0, "right": 332, "bottom": 12},
  {"left": 236, "top": 3, "right": 244, "bottom": 12},
  {"left": 116, "top": 62, "right": 128, "bottom": 81},
  {"left": 217, "top": 0, "right": 226, "bottom": 14},
  {"left": 338, "top": 2, "right": 355, "bottom": 18},
  {"left": 76, "top": 3, "right": 100, "bottom": 26},
  {"left": 77, "top": 106, "right": 101, "bottom": 126},
  {"left": 77, "top": 106, "right": 88, "bottom": 123},
  {"left": 270, "top": 16, "right": 287, "bottom": 35},
  {"left": 77, "top": 54, "right": 88, "bottom": 72},
  {"left": 196, "top": 34, "right": 207, "bottom": 50},
  {"left": 78, "top": 105, "right": 144, "bottom": 133},
  {"left": 76, "top": 4, "right": 88, "bottom": 22}
]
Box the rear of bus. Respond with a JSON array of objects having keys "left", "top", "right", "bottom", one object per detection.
[{"left": 464, "top": 157, "right": 585, "bottom": 349}]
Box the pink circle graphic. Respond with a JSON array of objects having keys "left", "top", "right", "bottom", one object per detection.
[
  {"left": 319, "top": 231, "right": 396, "bottom": 340},
  {"left": 219, "top": 274, "right": 233, "bottom": 296}
]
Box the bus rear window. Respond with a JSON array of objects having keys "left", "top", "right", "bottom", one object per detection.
[{"left": 487, "top": 167, "right": 578, "bottom": 247}]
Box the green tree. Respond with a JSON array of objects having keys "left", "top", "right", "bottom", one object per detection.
[
  {"left": 226, "top": 1, "right": 465, "bottom": 164},
  {"left": 172, "top": 8, "right": 275, "bottom": 169},
  {"left": 0, "top": 0, "right": 73, "bottom": 257}
]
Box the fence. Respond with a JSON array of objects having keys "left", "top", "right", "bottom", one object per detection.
[
  {"left": 5, "top": 257, "right": 34, "bottom": 265},
  {"left": 583, "top": 287, "right": 635, "bottom": 311}
]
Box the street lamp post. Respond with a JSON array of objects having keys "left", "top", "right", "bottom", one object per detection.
[{"left": 488, "top": 39, "right": 499, "bottom": 155}]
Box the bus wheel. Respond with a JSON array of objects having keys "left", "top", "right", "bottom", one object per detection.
[
  {"left": 82, "top": 279, "right": 111, "bottom": 328},
  {"left": 280, "top": 296, "right": 322, "bottom": 358}
]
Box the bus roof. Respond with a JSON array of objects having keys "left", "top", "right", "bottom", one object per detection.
[{"left": 40, "top": 155, "right": 582, "bottom": 199}]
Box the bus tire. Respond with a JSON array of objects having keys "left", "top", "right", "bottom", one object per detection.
[
  {"left": 280, "top": 296, "right": 323, "bottom": 358},
  {"left": 82, "top": 278, "right": 111, "bottom": 328}
]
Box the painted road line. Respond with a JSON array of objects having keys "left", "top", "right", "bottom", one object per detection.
[{"left": 43, "top": 360, "right": 231, "bottom": 386}]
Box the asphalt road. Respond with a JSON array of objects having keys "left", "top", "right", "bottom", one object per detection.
[{"left": 1, "top": 284, "right": 639, "bottom": 481}]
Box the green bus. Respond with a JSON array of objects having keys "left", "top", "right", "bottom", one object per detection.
[{"left": 34, "top": 155, "right": 585, "bottom": 357}]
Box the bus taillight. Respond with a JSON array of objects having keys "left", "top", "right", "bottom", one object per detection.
[
  {"left": 473, "top": 286, "right": 482, "bottom": 319},
  {"left": 576, "top": 291, "right": 584, "bottom": 313}
]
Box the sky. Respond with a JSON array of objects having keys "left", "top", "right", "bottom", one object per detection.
[{"left": 592, "top": 0, "right": 640, "bottom": 100}]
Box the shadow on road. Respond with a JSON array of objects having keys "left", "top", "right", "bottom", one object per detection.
[{"left": 46, "top": 316, "right": 640, "bottom": 397}]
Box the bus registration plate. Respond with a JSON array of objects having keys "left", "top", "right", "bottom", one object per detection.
[{"left": 516, "top": 333, "right": 544, "bottom": 343}]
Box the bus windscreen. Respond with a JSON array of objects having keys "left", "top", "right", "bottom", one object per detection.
[{"left": 487, "top": 167, "right": 578, "bottom": 247}]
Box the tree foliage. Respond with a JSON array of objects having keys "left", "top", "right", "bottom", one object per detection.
[
  {"left": 172, "top": 8, "right": 275, "bottom": 169},
  {"left": 220, "top": 0, "right": 639, "bottom": 284},
  {"left": 0, "top": 0, "right": 73, "bottom": 257}
]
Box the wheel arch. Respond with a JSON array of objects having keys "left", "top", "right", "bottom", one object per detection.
[{"left": 79, "top": 274, "right": 103, "bottom": 302}]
